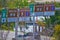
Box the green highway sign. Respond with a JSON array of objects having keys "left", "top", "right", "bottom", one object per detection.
[
  {"left": 29, "top": 4, "right": 34, "bottom": 15},
  {"left": 2, "top": 8, "right": 7, "bottom": 18}
]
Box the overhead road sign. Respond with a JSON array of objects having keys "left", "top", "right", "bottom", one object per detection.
[
  {"left": 44, "top": 4, "right": 55, "bottom": 16},
  {"left": 20, "top": 8, "right": 30, "bottom": 17},
  {"left": 34, "top": 4, "right": 44, "bottom": 16},
  {"left": 8, "top": 9, "right": 18, "bottom": 22}
]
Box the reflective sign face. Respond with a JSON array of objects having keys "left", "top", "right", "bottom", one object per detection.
[
  {"left": 34, "top": 12, "right": 44, "bottom": 16},
  {"left": 30, "top": 8, "right": 34, "bottom": 12},
  {"left": 8, "top": 9, "right": 17, "bottom": 17},
  {"left": 44, "top": 11, "right": 55, "bottom": 16},
  {"left": 34, "top": 4, "right": 55, "bottom": 16},
  {"left": 20, "top": 11, "right": 25, "bottom": 17},
  {"left": 20, "top": 8, "right": 30, "bottom": 17},
  {"left": 2, "top": 13, "right": 6, "bottom": 18},
  {"left": 25, "top": 11, "right": 30, "bottom": 16},
  {"left": 35, "top": 7, "right": 43, "bottom": 12},
  {"left": 35, "top": 4, "right": 44, "bottom": 12},
  {"left": 7, "top": 18, "right": 17, "bottom": 22},
  {"left": 29, "top": 4, "right": 34, "bottom": 12},
  {"left": 50, "top": 6, "right": 55, "bottom": 11},
  {"left": 44, "top": 5, "right": 50, "bottom": 11},
  {"left": 19, "top": 17, "right": 25, "bottom": 21},
  {"left": 2, "top": 9, "right": 7, "bottom": 18},
  {"left": 34, "top": 4, "right": 44, "bottom": 16},
  {"left": 19, "top": 17, "right": 30, "bottom": 22},
  {"left": 44, "top": 4, "right": 55, "bottom": 11},
  {"left": 44, "top": 4, "right": 55, "bottom": 16}
]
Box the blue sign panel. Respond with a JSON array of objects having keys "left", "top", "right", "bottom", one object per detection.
[
  {"left": 8, "top": 18, "right": 17, "bottom": 22},
  {"left": 34, "top": 12, "right": 44, "bottom": 16},
  {"left": 19, "top": 17, "right": 30, "bottom": 22},
  {"left": 30, "top": 7, "right": 34, "bottom": 12},
  {"left": 25, "top": 17, "right": 30, "bottom": 22},
  {"left": 44, "top": 11, "right": 55, "bottom": 16},
  {"left": 26, "top": 12, "right": 30, "bottom": 16},
  {"left": 1, "top": 18, "right": 6, "bottom": 23},
  {"left": 19, "top": 17, "right": 25, "bottom": 22},
  {"left": 19, "top": 17, "right": 23, "bottom": 22},
  {"left": 51, "top": 6, "right": 55, "bottom": 11}
]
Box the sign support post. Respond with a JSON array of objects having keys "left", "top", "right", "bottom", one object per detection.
[
  {"left": 33, "top": 13, "right": 35, "bottom": 40},
  {"left": 15, "top": 22, "right": 18, "bottom": 40},
  {"left": 29, "top": 4, "right": 35, "bottom": 40},
  {"left": 0, "top": 14, "right": 2, "bottom": 40},
  {"left": 15, "top": 9, "right": 20, "bottom": 40}
]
